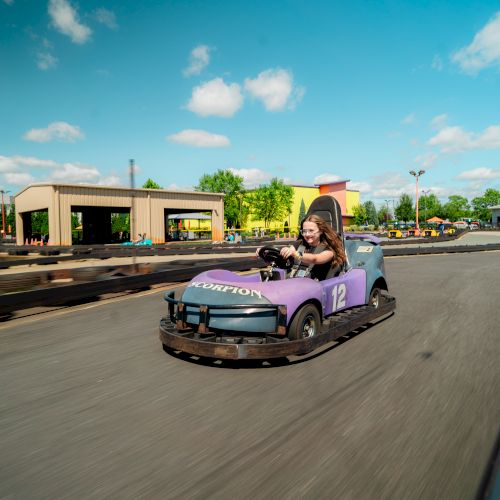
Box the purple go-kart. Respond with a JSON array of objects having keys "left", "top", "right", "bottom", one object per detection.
[{"left": 159, "top": 196, "right": 396, "bottom": 360}]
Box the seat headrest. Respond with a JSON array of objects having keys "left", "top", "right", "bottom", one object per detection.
[{"left": 305, "top": 195, "right": 343, "bottom": 235}]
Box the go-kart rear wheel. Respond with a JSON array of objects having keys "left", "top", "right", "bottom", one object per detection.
[
  {"left": 369, "top": 287, "right": 381, "bottom": 309},
  {"left": 288, "top": 304, "right": 321, "bottom": 341}
]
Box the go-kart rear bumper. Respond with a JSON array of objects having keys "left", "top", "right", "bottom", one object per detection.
[{"left": 159, "top": 295, "right": 396, "bottom": 360}]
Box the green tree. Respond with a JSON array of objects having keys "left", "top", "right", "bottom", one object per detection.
[
  {"left": 395, "top": 193, "right": 413, "bottom": 222},
  {"left": 251, "top": 178, "right": 294, "bottom": 228},
  {"left": 364, "top": 200, "right": 378, "bottom": 226},
  {"left": 31, "top": 211, "right": 49, "bottom": 234},
  {"left": 471, "top": 188, "right": 500, "bottom": 221},
  {"left": 378, "top": 205, "right": 390, "bottom": 225},
  {"left": 237, "top": 193, "right": 252, "bottom": 229},
  {"left": 71, "top": 213, "right": 79, "bottom": 230},
  {"left": 441, "top": 195, "right": 470, "bottom": 222},
  {"left": 6, "top": 203, "right": 15, "bottom": 235},
  {"left": 420, "top": 193, "right": 442, "bottom": 221},
  {"left": 352, "top": 204, "right": 367, "bottom": 225},
  {"left": 298, "top": 198, "right": 306, "bottom": 228},
  {"left": 112, "top": 213, "right": 129, "bottom": 233},
  {"left": 142, "top": 178, "right": 163, "bottom": 189},
  {"left": 196, "top": 169, "right": 246, "bottom": 227}
]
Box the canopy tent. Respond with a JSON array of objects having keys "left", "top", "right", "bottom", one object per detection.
[
  {"left": 168, "top": 213, "right": 211, "bottom": 220},
  {"left": 426, "top": 216, "right": 444, "bottom": 223}
]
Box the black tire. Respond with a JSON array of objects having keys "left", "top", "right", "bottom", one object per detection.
[
  {"left": 369, "top": 287, "right": 381, "bottom": 309},
  {"left": 72, "top": 267, "right": 102, "bottom": 281},
  {"left": 0, "top": 274, "right": 41, "bottom": 293},
  {"left": 288, "top": 304, "right": 321, "bottom": 341}
]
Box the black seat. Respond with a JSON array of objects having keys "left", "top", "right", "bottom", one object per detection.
[
  {"left": 304, "top": 195, "right": 344, "bottom": 237},
  {"left": 304, "top": 195, "right": 347, "bottom": 277}
]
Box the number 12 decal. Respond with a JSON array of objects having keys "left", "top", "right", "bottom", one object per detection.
[{"left": 331, "top": 284, "right": 346, "bottom": 311}]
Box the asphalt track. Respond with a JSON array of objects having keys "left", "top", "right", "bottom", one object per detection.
[{"left": 0, "top": 251, "right": 499, "bottom": 499}]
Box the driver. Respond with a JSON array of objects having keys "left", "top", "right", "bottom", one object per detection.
[{"left": 279, "top": 214, "right": 346, "bottom": 280}]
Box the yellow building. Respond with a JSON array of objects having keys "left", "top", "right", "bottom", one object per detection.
[{"left": 248, "top": 181, "right": 360, "bottom": 234}]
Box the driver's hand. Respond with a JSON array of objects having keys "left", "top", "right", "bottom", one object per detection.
[
  {"left": 280, "top": 245, "right": 297, "bottom": 259},
  {"left": 255, "top": 247, "right": 261, "bottom": 257}
]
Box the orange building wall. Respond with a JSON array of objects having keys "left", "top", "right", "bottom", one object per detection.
[{"left": 319, "top": 182, "right": 347, "bottom": 213}]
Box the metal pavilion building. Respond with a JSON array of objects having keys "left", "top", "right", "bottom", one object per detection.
[{"left": 14, "top": 183, "right": 225, "bottom": 245}]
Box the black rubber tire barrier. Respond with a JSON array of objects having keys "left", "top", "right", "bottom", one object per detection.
[{"left": 1, "top": 243, "right": 499, "bottom": 315}]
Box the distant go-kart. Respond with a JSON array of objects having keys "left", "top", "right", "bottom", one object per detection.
[
  {"left": 443, "top": 224, "right": 456, "bottom": 235},
  {"left": 406, "top": 228, "right": 420, "bottom": 237},
  {"left": 423, "top": 228, "right": 439, "bottom": 237},
  {"left": 159, "top": 196, "right": 396, "bottom": 360},
  {"left": 388, "top": 228, "right": 404, "bottom": 238}
]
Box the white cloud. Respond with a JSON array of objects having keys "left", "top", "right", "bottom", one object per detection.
[
  {"left": 451, "top": 11, "right": 500, "bottom": 73},
  {"left": 313, "top": 173, "right": 342, "bottom": 185},
  {"left": 184, "top": 45, "right": 211, "bottom": 76},
  {"left": 477, "top": 125, "right": 500, "bottom": 149},
  {"left": 402, "top": 113, "right": 415, "bottom": 125},
  {"left": 24, "top": 121, "right": 85, "bottom": 143},
  {"left": 414, "top": 152, "right": 439, "bottom": 168},
  {"left": 164, "top": 183, "right": 192, "bottom": 191},
  {"left": 167, "top": 129, "right": 230, "bottom": 148},
  {"left": 430, "top": 113, "right": 448, "bottom": 130},
  {"left": 432, "top": 54, "right": 443, "bottom": 71},
  {"left": 94, "top": 8, "right": 117, "bottom": 29},
  {"left": 48, "top": 0, "right": 91, "bottom": 44},
  {"left": 0, "top": 155, "right": 59, "bottom": 171},
  {"left": 228, "top": 168, "right": 272, "bottom": 189},
  {"left": 4, "top": 172, "right": 35, "bottom": 185},
  {"left": 0, "top": 157, "right": 19, "bottom": 172},
  {"left": 428, "top": 126, "right": 473, "bottom": 152},
  {"left": 96, "top": 175, "right": 122, "bottom": 186},
  {"left": 348, "top": 181, "right": 372, "bottom": 193},
  {"left": 0, "top": 155, "right": 123, "bottom": 188},
  {"left": 245, "top": 68, "right": 304, "bottom": 111},
  {"left": 50, "top": 163, "right": 100, "bottom": 182},
  {"left": 372, "top": 185, "right": 415, "bottom": 199},
  {"left": 457, "top": 167, "right": 500, "bottom": 180},
  {"left": 187, "top": 78, "right": 243, "bottom": 117},
  {"left": 36, "top": 51, "right": 58, "bottom": 70},
  {"left": 428, "top": 125, "right": 500, "bottom": 153},
  {"left": 367, "top": 172, "right": 415, "bottom": 200}
]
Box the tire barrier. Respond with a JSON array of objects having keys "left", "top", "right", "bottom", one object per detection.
[{"left": 1, "top": 242, "right": 499, "bottom": 315}]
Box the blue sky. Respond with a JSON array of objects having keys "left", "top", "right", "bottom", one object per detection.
[{"left": 1, "top": 0, "right": 499, "bottom": 207}]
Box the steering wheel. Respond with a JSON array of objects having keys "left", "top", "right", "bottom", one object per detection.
[{"left": 257, "top": 246, "right": 294, "bottom": 270}]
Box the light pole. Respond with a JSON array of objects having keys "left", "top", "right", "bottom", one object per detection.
[
  {"left": 421, "top": 189, "right": 430, "bottom": 225},
  {"left": 129, "top": 159, "right": 137, "bottom": 272},
  {"left": 384, "top": 199, "right": 390, "bottom": 223},
  {"left": 409, "top": 170, "right": 425, "bottom": 231},
  {"left": 0, "top": 189, "right": 10, "bottom": 240}
]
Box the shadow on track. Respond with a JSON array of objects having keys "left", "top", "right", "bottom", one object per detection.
[{"left": 161, "top": 313, "right": 394, "bottom": 369}]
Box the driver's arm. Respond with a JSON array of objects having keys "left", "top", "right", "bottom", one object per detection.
[
  {"left": 301, "top": 249, "right": 334, "bottom": 265},
  {"left": 281, "top": 245, "right": 334, "bottom": 265}
]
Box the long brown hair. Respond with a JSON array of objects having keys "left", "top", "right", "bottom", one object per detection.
[{"left": 301, "top": 214, "right": 346, "bottom": 267}]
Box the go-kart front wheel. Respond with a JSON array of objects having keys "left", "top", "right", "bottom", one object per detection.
[
  {"left": 369, "top": 287, "right": 381, "bottom": 308},
  {"left": 288, "top": 304, "right": 321, "bottom": 341}
]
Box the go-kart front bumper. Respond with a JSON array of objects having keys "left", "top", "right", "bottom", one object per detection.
[{"left": 159, "top": 293, "right": 396, "bottom": 360}]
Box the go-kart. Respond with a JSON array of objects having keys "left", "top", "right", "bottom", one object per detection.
[
  {"left": 159, "top": 196, "right": 396, "bottom": 360},
  {"left": 388, "top": 229, "right": 404, "bottom": 238}
]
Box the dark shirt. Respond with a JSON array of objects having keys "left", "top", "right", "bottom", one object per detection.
[{"left": 293, "top": 240, "right": 332, "bottom": 281}]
